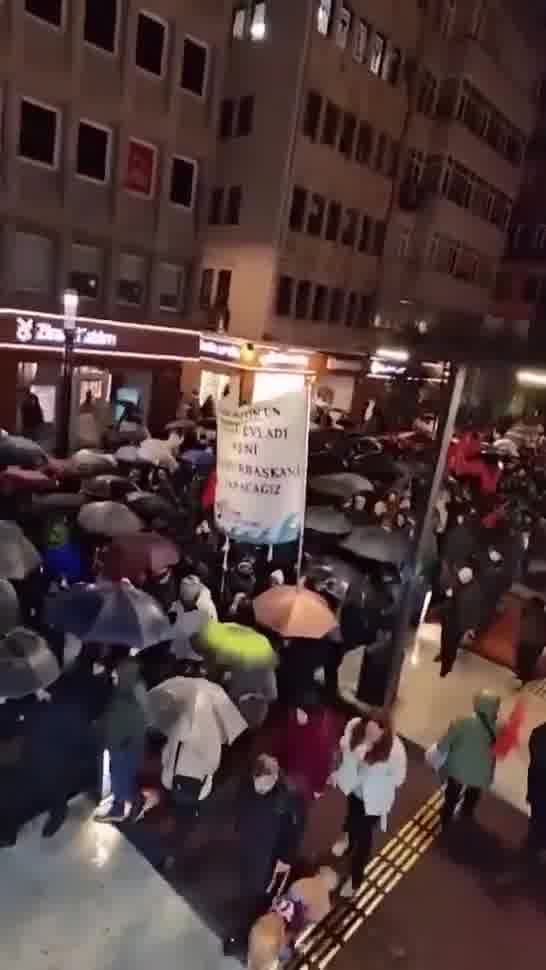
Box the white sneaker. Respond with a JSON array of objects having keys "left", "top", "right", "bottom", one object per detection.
[
  {"left": 340, "top": 878, "right": 354, "bottom": 899},
  {"left": 332, "top": 833, "right": 350, "bottom": 858}
]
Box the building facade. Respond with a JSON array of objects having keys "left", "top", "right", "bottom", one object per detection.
[{"left": 200, "top": 0, "right": 542, "bottom": 350}]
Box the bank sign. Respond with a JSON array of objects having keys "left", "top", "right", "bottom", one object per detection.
[{"left": 15, "top": 316, "right": 117, "bottom": 349}]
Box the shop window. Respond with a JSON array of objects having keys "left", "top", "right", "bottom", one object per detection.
[
  {"left": 325, "top": 201, "right": 341, "bottom": 242},
  {"left": 339, "top": 113, "right": 356, "bottom": 158},
  {"left": 225, "top": 185, "right": 242, "bottom": 225},
  {"left": 321, "top": 101, "right": 340, "bottom": 147},
  {"left": 69, "top": 243, "right": 101, "bottom": 300},
  {"left": 25, "top": 0, "right": 63, "bottom": 27},
  {"left": 382, "top": 45, "right": 401, "bottom": 86},
  {"left": 345, "top": 291, "right": 357, "bottom": 327},
  {"left": 276, "top": 275, "right": 293, "bottom": 316},
  {"left": 369, "top": 32, "right": 385, "bottom": 75},
  {"left": 289, "top": 186, "right": 307, "bottom": 231},
  {"left": 13, "top": 230, "right": 54, "bottom": 293},
  {"left": 170, "top": 155, "right": 197, "bottom": 209},
  {"left": 209, "top": 187, "right": 224, "bottom": 225},
  {"left": 117, "top": 252, "right": 146, "bottom": 306},
  {"left": 358, "top": 214, "right": 371, "bottom": 252},
  {"left": 341, "top": 208, "right": 358, "bottom": 247},
  {"left": 158, "top": 263, "right": 185, "bottom": 312},
  {"left": 136, "top": 12, "right": 167, "bottom": 77},
  {"left": 124, "top": 138, "right": 157, "bottom": 198},
  {"left": 76, "top": 120, "right": 111, "bottom": 183},
  {"left": 306, "top": 193, "right": 325, "bottom": 237},
  {"left": 237, "top": 95, "right": 255, "bottom": 136},
  {"left": 355, "top": 121, "right": 373, "bottom": 164},
  {"left": 295, "top": 280, "right": 311, "bottom": 319},
  {"left": 84, "top": 0, "right": 118, "bottom": 53},
  {"left": 180, "top": 36, "right": 209, "bottom": 98},
  {"left": 329, "top": 288, "right": 344, "bottom": 324},
  {"left": 18, "top": 98, "right": 60, "bottom": 168},
  {"left": 317, "top": 0, "right": 333, "bottom": 36},
  {"left": 219, "top": 99, "right": 235, "bottom": 139},
  {"left": 200, "top": 268, "right": 214, "bottom": 308},
  {"left": 353, "top": 19, "right": 368, "bottom": 63},
  {"left": 303, "top": 90, "right": 322, "bottom": 141},
  {"left": 335, "top": 5, "right": 352, "bottom": 50},
  {"left": 312, "top": 285, "right": 328, "bottom": 322}
]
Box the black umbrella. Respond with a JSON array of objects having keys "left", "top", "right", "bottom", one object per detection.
[
  {"left": 78, "top": 501, "right": 143, "bottom": 537},
  {"left": 340, "top": 526, "right": 409, "bottom": 566},
  {"left": 305, "top": 507, "right": 352, "bottom": 537},
  {"left": 84, "top": 475, "right": 133, "bottom": 500},
  {"left": 0, "top": 628, "right": 60, "bottom": 699},
  {"left": 125, "top": 491, "right": 178, "bottom": 522},
  {"left": 44, "top": 580, "right": 172, "bottom": 651},
  {"left": 0, "top": 521, "right": 41, "bottom": 579},
  {"left": 309, "top": 473, "right": 374, "bottom": 500},
  {"left": 0, "top": 434, "right": 47, "bottom": 470},
  {"left": 32, "top": 492, "right": 87, "bottom": 512}
]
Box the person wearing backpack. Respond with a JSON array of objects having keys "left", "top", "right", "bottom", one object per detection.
[{"left": 437, "top": 690, "right": 500, "bottom": 827}]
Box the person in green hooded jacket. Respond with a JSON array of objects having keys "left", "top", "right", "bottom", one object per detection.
[{"left": 438, "top": 689, "right": 500, "bottom": 827}]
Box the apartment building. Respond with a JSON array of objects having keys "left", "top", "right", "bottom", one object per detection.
[
  {"left": 0, "top": 0, "right": 230, "bottom": 321},
  {"left": 200, "top": 0, "right": 542, "bottom": 350}
]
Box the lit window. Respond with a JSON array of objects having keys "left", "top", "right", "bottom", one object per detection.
[
  {"left": 180, "top": 36, "right": 209, "bottom": 98},
  {"left": 232, "top": 6, "right": 247, "bottom": 39},
  {"left": 317, "top": 0, "right": 333, "bottom": 36},
  {"left": 369, "top": 32, "right": 385, "bottom": 75},
  {"left": 18, "top": 98, "right": 60, "bottom": 168},
  {"left": 335, "top": 5, "right": 352, "bottom": 50},
  {"left": 250, "top": 2, "right": 267, "bottom": 41},
  {"left": 353, "top": 19, "right": 368, "bottom": 63}
]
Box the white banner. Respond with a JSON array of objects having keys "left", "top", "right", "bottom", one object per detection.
[{"left": 215, "top": 391, "right": 308, "bottom": 545}]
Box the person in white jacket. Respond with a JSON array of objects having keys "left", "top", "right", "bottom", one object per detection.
[{"left": 332, "top": 713, "right": 407, "bottom": 898}]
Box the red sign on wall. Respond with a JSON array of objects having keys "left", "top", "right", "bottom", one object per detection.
[{"left": 125, "top": 139, "right": 157, "bottom": 198}]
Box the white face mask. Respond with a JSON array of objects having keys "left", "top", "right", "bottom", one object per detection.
[
  {"left": 489, "top": 549, "right": 502, "bottom": 563},
  {"left": 458, "top": 567, "right": 473, "bottom": 585},
  {"left": 354, "top": 495, "right": 366, "bottom": 511},
  {"left": 456, "top": 515, "right": 464, "bottom": 526},
  {"left": 254, "top": 774, "right": 277, "bottom": 795}
]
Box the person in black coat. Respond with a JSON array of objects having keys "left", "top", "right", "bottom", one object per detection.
[
  {"left": 224, "top": 754, "right": 306, "bottom": 956},
  {"left": 438, "top": 564, "right": 482, "bottom": 677},
  {"left": 527, "top": 722, "right": 546, "bottom": 853}
]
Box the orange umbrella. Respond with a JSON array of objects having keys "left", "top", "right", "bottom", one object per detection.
[{"left": 253, "top": 585, "right": 337, "bottom": 639}]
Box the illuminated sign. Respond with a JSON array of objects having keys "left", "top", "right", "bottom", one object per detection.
[
  {"left": 326, "top": 356, "right": 362, "bottom": 372},
  {"left": 260, "top": 350, "right": 309, "bottom": 368},
  {"left": 16, "top": 316, "right": 117, "bottom": 348},
  {"left": 200, "top": 338, "right": 240, "bottom": 361},
  {"left": 369, "top": 358, "right": 406, "bottom": 377}
]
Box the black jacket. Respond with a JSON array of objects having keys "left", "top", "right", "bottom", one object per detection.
[{"left": 528, "top": 723, "right": 546, "bottom": 807}]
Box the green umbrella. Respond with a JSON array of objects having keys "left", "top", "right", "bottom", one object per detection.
[{"left": 200, "top": 621, "right": 276, "bottom": 669}]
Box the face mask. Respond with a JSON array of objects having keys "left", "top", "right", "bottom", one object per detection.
[
  {"left": 354, "top": 495, "right": 366, "bottom": 511},
  {"left": 456, "top": 515, "right": 464, "bottom": 525},
  {"left": 458, "top": 567, "right": 473, "bottom": 585},
  {"left": 489, "top": 549, "right": 502, "bottom": 563},
  {"left": 254, "top": 775, "right": 277, "bottom": 795}
]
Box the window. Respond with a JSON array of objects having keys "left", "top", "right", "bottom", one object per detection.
[
  {"left": 200, "top": 268, "right": 214, "bottom": 308},
  {"left": 358, "top": 214, "right": 371, "bottom": 251},
  {"left": 276, "top": 275, "right": 293, "bottom": 316},
  {"left": 158, "top": 263, "right": 185, "bottom": 312},
  {"left": 232, "top": 6, "right": 247, "bottom": 39},
  {"left": 18, "top": 98, "right": 59, "bottom": 168},
  {"left": 289, "top": 186, "right": 307, "bottom": 231},
  {"left": 136, "top": 12, "right": 167, "bottom": 77},
  {"left": 329, "top": 288, "right": 344, "bottom": 323},
  {"left": 439, "top": 0, "right": 456, "bottom": 39},
  {"left": 374, "top": 221, "right": 386, "bottom": 256},
  {"left": 216, "top": 269, "right": 232, "bottom": 306},
  {"left": 321, "top": 101, "right": 339, "bottom": 146},
  {"left": 341, "top": 208, "right": 358, "bottom": 247},
  {"left": 470, "top": 1, "right": 486, "bottom": 38},
  {"left": 335, "top": 6, "right": 352, "bottom": 50},
  {"left": 325, "top": 201, "right": 341, "bottom": 241},
  {"left": 180, "top": 36, "right": 209, "bottom": 98},
  {"left": 382, "top": 45, "right": 401, "bottom": 86},
  {"left": 312, "top": 285, "right": 328, "bottom": 322},
  {"left": 118, "top": 253, "right": 146, "bottom": 306},
  {"left": 295, "top": 280, "right": 311, "bottom": 319},
  {"left": 317, "top": 0, "right": 333, "bottom": 36},
  {"left": 369, "top": 33, "right": 385, "bottom": 75},
  {"left": 358, "top": 293, "right": 372, "bottom": 327},
  {"left": 226, "top": 185, "right": 242, "bottom": 225},
  {"left": 339, "top": 113, "right": 356, "bottom": 158},
  {"left": 345, "top": 292, "right": 357, "bottom": 327},
  {"left": 76, "top": 121, "right": 111, "bottom": 183},
  {"left": 355, "top": 122, "right": 373, "bottom": 164},
  {"left": 237, "top": 95, "right": 254, "bottom": 136},
  {"left": 303, "top": 90, "right": 322, "bottom": 141},
  {"left": 170, "top": 156, "right": 197, "bottom": 209},
  {"left": 124, "top": 138, "right": 157, "bottom": 198},
  {"left": 523, "top": 275, "right": 540, "bottom": 303},
  {"left": 417, "top": 70, "right": 437, "bottom": 116},
  {"left": 209, "top": 188, "right": 224, "bottom": 225},
  {"left": 494, "top": 271, "right": 511, "bottom": 300},
  {"left": 69, "top": 243, "right": 101, "bottom": 300},
  {"left": 25, "top": 0, "right": 63, "bottom": 27},
  {"left": 353, "top": 20, "right": 368, "bottom": 63},
  {"left": 84, "top": 0, "right": 118, "bottom": 53},
  {"left": 373, "top": 132, "right": 386, "bottom": 172},
  {"left": 219, "top": 99, "right": 235, "bottom": 139},
  {"left": 396, "top": 227, "right": 411, "bottom": 260},
  {"left": 306, "top": 193, "right": 325, "bottom": 236},
  {"left": 13, "top": 231, "right": 54, "bottom": 293},
  {"left": 250, "top": 2, "right": 267, "bottom": 41}
]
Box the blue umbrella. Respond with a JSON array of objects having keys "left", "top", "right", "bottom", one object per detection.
[
  {"left": 181, "top": 449, "right": 215, "bottom": 468},
  {"left": 44, "top": 580, "right": 171, "bottom": 651}
]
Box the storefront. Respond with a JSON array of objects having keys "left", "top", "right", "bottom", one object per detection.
[
  {"left": 0, "top": 308, "right": 200, "bottom": 444},
  {"left": 315, "top": 355, "right": 366, "bottom": 417}
]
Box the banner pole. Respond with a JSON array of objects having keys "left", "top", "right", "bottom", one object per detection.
[{"left": 295, "top": 377, "right": 312, "bottom": 583}]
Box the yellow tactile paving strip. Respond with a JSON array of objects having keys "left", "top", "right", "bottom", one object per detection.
[{"left": 286, "top": 787, "right": 445, "bottom": 970}]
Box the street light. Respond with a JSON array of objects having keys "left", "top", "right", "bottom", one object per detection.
[{"left": 57, "top": 288, "right": 79, "bottom": 457}]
